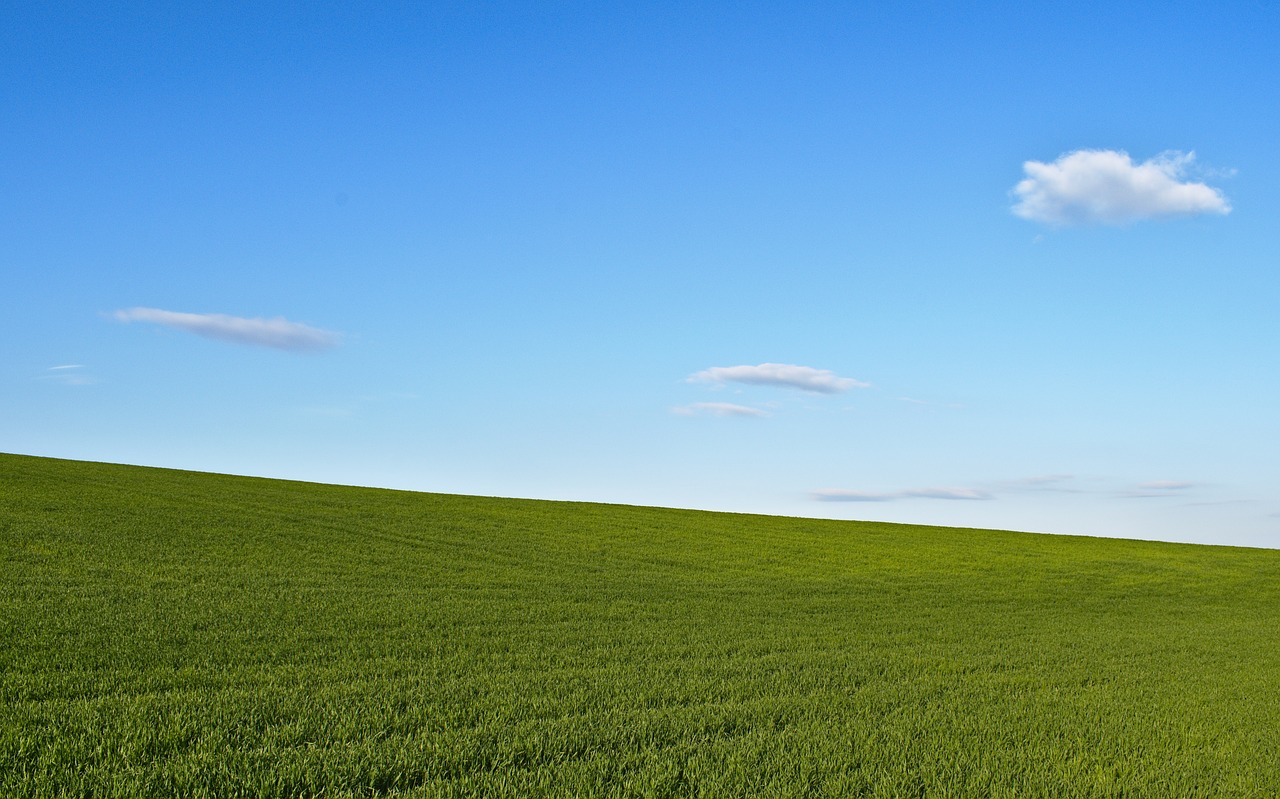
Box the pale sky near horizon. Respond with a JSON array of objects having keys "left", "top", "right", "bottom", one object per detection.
[{"left": 6, "top": 2, "right": 1279, "bottom": 548}]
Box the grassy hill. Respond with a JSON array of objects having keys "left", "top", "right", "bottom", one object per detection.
[{"left": 3, "top": 453, "right": 1279, "bottom": 797}]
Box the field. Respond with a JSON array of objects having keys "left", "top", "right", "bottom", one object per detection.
[{"left": 3, "top": 452, "right": 1279, "bottom": 797}]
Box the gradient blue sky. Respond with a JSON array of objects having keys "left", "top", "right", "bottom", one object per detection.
[{"left": 6, "top": 2, "right": 1279, "bottom": 547}]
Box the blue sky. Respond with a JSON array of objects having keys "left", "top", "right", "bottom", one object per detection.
[{"left": 5, "top": 2, "right": 1279, "bottom": 547}]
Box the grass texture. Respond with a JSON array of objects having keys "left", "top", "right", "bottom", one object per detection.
[{"left": 3, "top": 452, "right": 1280, "bottom": 797}]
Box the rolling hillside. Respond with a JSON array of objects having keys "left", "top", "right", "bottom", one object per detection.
[{"left": 3, "top": 453, "right": 1279, "bottom": 797}]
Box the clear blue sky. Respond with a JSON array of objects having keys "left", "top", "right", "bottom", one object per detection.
[{"left": 5, "top": 2, "right": 1278, "bottom": 547}]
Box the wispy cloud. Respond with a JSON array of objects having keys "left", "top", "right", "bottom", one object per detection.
[
  {"left": 994, "top": 474, "right": 1082, "bottom": 493},
  {"left": 813, "top": 486, "right": 992, "bottom": 502},
  {"left": 814, "top": 474, "right": 1079, "bottom": 504},
  {"left": 672, "top": 401, "right": 770, "bottom": 418},
  {"left": 815, "top": 474, "right": 1228, "bottom": 507},
  {"left": 1013, "top": 474, "right": 1075, "bottom": 486},
  {"left": 113, "top": 307, "right": 340, "bottom": 352},
  {"left": 39, "top": 364, "right": 96, "bottom": 386},
  {"left": 1011, "top": 149, "right": 1231, "bottom": 226},
  {"left": 1136, "top": 480, "right": 1194, "bottom": 490},
  {"left": 689, "top": 363, "right": 868, "bottom": 394},
  {"left": 1119, "top": 480, "right": 1198, "bottom": 499}
]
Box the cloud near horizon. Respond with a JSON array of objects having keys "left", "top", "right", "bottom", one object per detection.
[
  {"left": 992, "top": 474, "right": 1081, "bottom": 493},
  {"left": 113, "top": 307, "right": 341, "bottom": 352},
  {"left": 813, "top": 486, "right": 993, "bottom": 502},
  {"left": 815, "top": 475, "right": 1207, "bottom": 504},
  {"left": 1136, "top": 480, "right": 1194, "bottom": 490},
  {"left": 689, "top": 363, "right": 868, "bottom": 394},
  {"left": 1119, "top": 480, "right": 1198, "bottom": 498},
  {"left": 671, "top": 402, "right": 769, "bottom": 418},
  {"left": 1011, "top": 149, "right": 1231, "bottom": 226}
]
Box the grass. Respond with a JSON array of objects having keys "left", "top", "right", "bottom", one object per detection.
[{"left": 2, "top": 452, "right": 1279, "bottom": 797}]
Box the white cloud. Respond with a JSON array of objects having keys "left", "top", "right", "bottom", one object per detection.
[
  {"left": 1136, "top": 480, "right": 1194, "bottom": 490},
  {"left": 1119, "top": 480, "right": 1198, "bottom": 498},
  {"left": 671, "top": 402, "right": 769, "bottom": 418},
  {"left": 1011, "top": 149, "right": 1231, "bottom": 226},
  {"left": 113, "top": 307, "right": 340, "bottom": 352},
  {"left": 689, "top": 363, "right": 868, "bottom": 394},
  {"left": 813, "top": 486, "right": 992, "bottom": 502},
  {"left": 993, "top": 474, "right": 1081, "bottom": 493},
  {"left": 906, "top": 487, "right": 992, "bottom": 500},
  {"left": 39, "top": 365, "right": 96, "bottom": 386},
  {"left": 812, "top": 490, "right": 896, "bottom": 502},
  {"left": 1121, "top": 481, "right": 1198, "bottom": 499},
  {"left": 816, "top": 475, "right": 1212, "bottom": 505},
  {"left": 1012, "top": 474, "right": 1074, "bottom": 486}
]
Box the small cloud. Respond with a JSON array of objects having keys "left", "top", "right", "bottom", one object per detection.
[
  {"left": 991, "top": 474, "right": 1083, "bottom": 493},
  {"left": 1117, "top": 480, "right": 1199, "bottom": 498},
  {"left": 1136, "top": 480, "right": 1194, "bottom": 490},
  {"left": 903, "top": 487, "right": 993, "bottom": 501},
  {"left": 39, "top": 364, "right": 96, "bottom": 386},
  {"left": 1015, "top": 474, "right": 1075, "bottom": 486},
  {"left": 812, "top": 489, "right": 897, "bottom": 502},
  {"left": 813, "top": 486, "right": 992, "bottom": 502},
  {"left": 1011, "top": 149, "right": 1231, "bottom": 226},
  {"left": 672, "top": 402, "right": 769, "bottom": 418},
  {"left": 689, "top": 363, "right": 868, "bottom": 394},
  {"left": 113, "top": 307, "right": 340, "bottom": 352}
]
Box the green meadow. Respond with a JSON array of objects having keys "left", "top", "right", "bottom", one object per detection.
[{"left": 3, "top": 452, "right": 1279, "bottom": 797}]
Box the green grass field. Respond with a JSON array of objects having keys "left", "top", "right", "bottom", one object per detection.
[{"left": 3, "top": 452, "right": 1279, "bottom": 797}]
